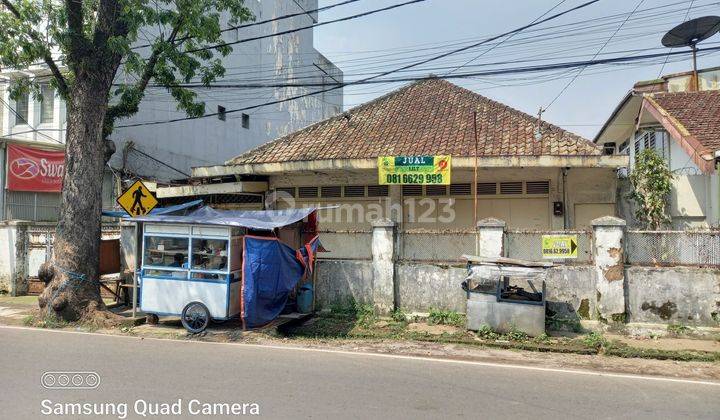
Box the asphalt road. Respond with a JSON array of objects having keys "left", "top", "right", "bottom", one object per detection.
[{"left": 0, "top": 326, "right": 718, "bottom": 420}]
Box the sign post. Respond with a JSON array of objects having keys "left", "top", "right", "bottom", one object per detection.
[
  {"left": 378, "top": 155, "right": 451, "bottom": 185},
  {"left": 117, "top": 180, "right": 158, "bottom": 217},
  {"left": 541, "top": 234, "right": 578, "bottom": 259}
]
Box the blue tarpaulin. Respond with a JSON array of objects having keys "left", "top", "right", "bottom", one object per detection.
[
  {"left": 102, "top": 199, "right": 203, "bottom": 218},
  {"left": 241, "top": 236, "right": 320, "bottom": 328}
]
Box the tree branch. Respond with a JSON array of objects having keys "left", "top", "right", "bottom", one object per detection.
[
  {"left": 1, "top": 0, "right": 70, "bottom": 96},
  {"left": 104, "top": 21, "right": 184, "bottom": 136}
]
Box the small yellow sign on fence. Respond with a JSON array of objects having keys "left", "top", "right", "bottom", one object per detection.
[
  {"left": 541, "top": 234, "right": 578, "bottom": 259},
  {"left": 117, "top": 180, "right": 158, "bottom": 217}
]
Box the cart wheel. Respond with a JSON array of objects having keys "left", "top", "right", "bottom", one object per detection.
[
  {"left": 181, "top": 302, "right": 211, "bottom": 334},
  {"left": 146, "top": 314, "right": 159, "bottom": 325}
]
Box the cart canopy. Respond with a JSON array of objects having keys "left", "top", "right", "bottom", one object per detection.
[{"left": 130, "top": 205, "right": 327, "bottom": 230}]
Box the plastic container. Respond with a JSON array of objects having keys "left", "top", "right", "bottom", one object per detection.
[{"left": 296, "top": 283, "right": 314, "bottom": 314}]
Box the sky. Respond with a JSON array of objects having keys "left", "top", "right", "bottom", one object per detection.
[{"left": 311, "top": 0, "right": 720, "bottom": 139}]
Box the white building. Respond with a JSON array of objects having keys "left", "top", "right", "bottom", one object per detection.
[
  {"left": 0, "top": 0, "right": 342, "bottom": 220},
  {"left": 595, "top": 67, "right": 720, "bottom": 228}
]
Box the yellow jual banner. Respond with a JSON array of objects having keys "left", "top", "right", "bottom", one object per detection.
[{"left": 378, "top": 155, "right": 451, "bottom": 185}]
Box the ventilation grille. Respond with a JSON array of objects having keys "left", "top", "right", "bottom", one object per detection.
[
  {"left": 321, "top": 186, "right": 342, "bottom": 198},
  {"left": 275, "top": 187, "right": 296, "bottom": 198},
  {"left": 343, "top": 185, "right": 366, "bottom": 198},
  {"left": 298, "top": 186, "right": 319, "bottom": 198},
  {"left": 449, "top": 183, "right": 471, "bottom": 195},
  {"left": 500, "top": 182, "right": 523, "bottom": 195},
  {"left": 525, "top": 181, "right": 550, "bottom": 195},
  {"left": 367, "top": 185, "right": 389, "bottom": 197},
  {"left": 425, "top": 185, "right": 448, "bottom": 196},
  {"left": 477, "top": 183, "right": 497, "bottom": 195},
  {"left": 402, "top": 185, "right": 422, "bottom": 196}
]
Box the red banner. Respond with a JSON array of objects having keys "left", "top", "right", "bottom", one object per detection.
[{"left": 6, "top": 144, "right": 65, "bottom": 192}]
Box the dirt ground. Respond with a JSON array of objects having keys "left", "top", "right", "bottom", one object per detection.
[{"left": 1, "top": 297, "right": 719, "bottom": 382}]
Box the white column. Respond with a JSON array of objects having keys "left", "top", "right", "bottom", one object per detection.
[
  {"left": 371, "top": 218, "right": 396, "bottom": 314},
  {"left": 476, "top": 218, "right": 506, "bottom": 258},
  {"left": 591, "top": 216, "right": 626, "bottom": 321}
]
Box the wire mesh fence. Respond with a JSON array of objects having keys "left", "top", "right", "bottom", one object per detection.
[
  {"left": 505, "top": 230, "right": 593, "bottom": 264},
  {"left": 626, "top": 230, "right": 720, "bottom": 267},
  {"left": 317, "top": 231, "right": 373, "bottom": 260},
  {"left": 400, "top": 230, "right": 477, "bottom": 263}
]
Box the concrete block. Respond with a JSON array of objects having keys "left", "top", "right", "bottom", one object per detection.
[{"left": 466, "top": 291, "right": 545, "bottom": 337}]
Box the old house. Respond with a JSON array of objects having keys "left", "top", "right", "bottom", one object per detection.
[
  {"left": 167, "top": 78, "right": 627, "bottom": 231},
  {"left": 595, "top": 67, "right": 720, "bottom": 228}
]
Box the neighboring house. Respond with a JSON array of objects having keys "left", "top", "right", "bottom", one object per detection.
[
  {"left": 0, "top": 0, "right": 342, "bottom": 221},
  {"left": 163, "top": 78, "right": 628, "bottom": 231},
  {"left": 595, "top": 67, "right": 720, "bottom": 229}
]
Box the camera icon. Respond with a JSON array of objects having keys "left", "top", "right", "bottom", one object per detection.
[{"left": 41, "top": 372, "right": 100, "bottom": 389}]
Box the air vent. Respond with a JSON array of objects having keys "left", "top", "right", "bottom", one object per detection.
[
  {"left": 449, "top": 183, "right": 471, "bottom": 195},
  {"left": 298, "top": 186, "right": 319, "bottom": 198},
  {"left": 343, "top": 185, "right": 366, "bottom": 198},
  {"left": 425, "top": 185, "right": 447, "bottom": 196},
  {"left": 402, "top": 185, "right": 422, "bottom": 196},
  {"left": 367, "top": 185, "right": 389, "bottom": 197},
  {"left": 525, "top": 181, "right": 550, "bottom": 195},
  {"left": 477, "top": 183, "right": 497, "bottom": 195},
  {"left": 321, "top": 186, "right": 342, "bottom": 198},
  {"left": 274, "top": 187, "right": 296, "bottom": 198},
  {"left": 500, "top": 182, "right": 523, "bottom": 195}
]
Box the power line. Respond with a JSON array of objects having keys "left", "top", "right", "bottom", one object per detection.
[
  {"left": 0, "top": 96, "right": 63, "bottom": 144},
  {"left": 183, "top": 0, "right": 430, "bottom": 55},
  {"left": 116, "top": 35, "right": 719, "bottom": 129},
  {"left": 132, "top": 0, "right": 366, "bottom": 50},
  {"left": 657, "top": 0, "right": 695, "bottom": 76},
  {"left": 444, "top": 0, "right": 568, "bottom": 76},
  {"left": 118, "top": 0, "right": 602, "bottom": 128},
  {"left": 545, "top": 0, "right": 645, "bottom": 110}
]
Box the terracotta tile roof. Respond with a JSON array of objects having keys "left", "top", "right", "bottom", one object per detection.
[
  {"left": 649, "top": 90, "right": 720, "bottom": 152},
  {"left": 230, "top": 78, "right": 600, "bottom": 164}
]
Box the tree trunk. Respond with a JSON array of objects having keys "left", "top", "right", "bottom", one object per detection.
[{"left": 38, "top": 77, "right": 113, "bottom": 322}]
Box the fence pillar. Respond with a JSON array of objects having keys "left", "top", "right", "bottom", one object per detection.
[
  {"left": 11, "top": 222, "right": 29, "bottom": 296},
  {"left": 476, "top": 218, "right": 506, "bottom": 258},
  {"left": 591, "top": 216, "right": 626, "bottom": 321},
  {"left": 371, "top": 218, "right": 396, "bottom": 314}
]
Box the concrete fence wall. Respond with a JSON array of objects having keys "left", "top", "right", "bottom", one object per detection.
[
  {"left": 0, "top": 221, "right": 121, "bottom": 296},
  {"left": 315, "top": 217, "right": 720, "bottom": 329}
]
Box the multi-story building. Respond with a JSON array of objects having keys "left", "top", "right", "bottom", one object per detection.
[
  {"left": 595, "top": 67, "right": 720, "bottom": 229},
  {"left": 0, "top": 0, "right": 342, "bottom": 221}
]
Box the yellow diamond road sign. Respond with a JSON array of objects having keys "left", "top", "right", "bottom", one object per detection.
[{"left": 117, "top": 180, "right": 158, "bottom": 217}]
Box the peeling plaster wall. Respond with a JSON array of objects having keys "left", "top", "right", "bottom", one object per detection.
[
  {"left": 315, "top": 260, "right": 374, "bottom": 309},
  {"left": 626, "top": 266, "right": 720, "bottom": 326},
  {"left": 544, "top": 265, "right": 597, "bottom": 320},
  {"left": 110, "top": 0, "right": 343, "bottom": 181},
  {"left": 0, "top": 224, "right": 17, "bottom": 294},
  {"left": 396, "top": 263, "right": 467, "bottom": 313}
]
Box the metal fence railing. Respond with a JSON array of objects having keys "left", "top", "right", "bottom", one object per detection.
[
  {"left": 400, "top": 230, "right": 477, "bottom": 263},
  {"left": 505, "top": 230, "right": 593, "bottom": 264},
  {"left": 626, "top": 230, "right": 720, "bottom": 267},
  {"left": 317, "top": 231, "right": 373, "bottom": 260}
]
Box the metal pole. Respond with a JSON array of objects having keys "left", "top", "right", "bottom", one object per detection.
[
  {"left": 132, "top": 269, "right": 138, "bottom": 318},
  {"left": 473, "top": 111, "right": 479, "bottom": 255},
  {"left": 692, "top": 44, "right": 699, "bottom": 91}
]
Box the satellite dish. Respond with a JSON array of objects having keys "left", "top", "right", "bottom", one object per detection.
[
  {"left": 661, "top": 16, "right": 720, "bottom": 47},
  {"left": 661, "top": 16, "right": 720, "bottom": 91}
]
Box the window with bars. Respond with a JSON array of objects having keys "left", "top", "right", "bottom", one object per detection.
[
  {"left": 367, "top": 185, "right": 389, "bottom": 197},
  {"left": 343, "top": 185, "right": 366, "bottom": 198},
  {"left": 320, "top": 186, "right": 342, "bottom": 198},
  {"left": 40, "top": 84, "right": 54, "bottom": 123},
  {"left": 298, "top": 186, "right": 319, "bottom": 198},
  {"left": 15, "top": 92, "right": 29, "bottom": 124}
]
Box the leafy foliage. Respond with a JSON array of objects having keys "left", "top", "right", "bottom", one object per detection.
[
  {"left": 628, "top": 149, "right": 673, "bottom": 230},
  {"left": 427, "top": 308, "right": 464, "bottom": 326},
  {"left": 0, "top": 0, "right": 254, "bottom": 133}
]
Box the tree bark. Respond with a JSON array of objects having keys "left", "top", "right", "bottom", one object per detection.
[{"left": 38, "top": 76, "right": 114, "bottom": 322}]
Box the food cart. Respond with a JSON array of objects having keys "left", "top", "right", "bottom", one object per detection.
[{"left": 133, "top": 206, "right": 322, "bottom": 333}]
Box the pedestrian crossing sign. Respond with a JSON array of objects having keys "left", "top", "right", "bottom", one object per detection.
[{"left": 117, "top": 180, "right": 158, "bottom": 217}]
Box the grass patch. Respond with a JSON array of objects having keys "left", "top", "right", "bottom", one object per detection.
[
  {"left": 580, "top": 332, "right": 609, "bottom": 350},
  {"left": 23, "top": 313, "right": 69, "bottom": 329},
  {"left": 667, "top": 323, "right": 692, "bottom": 336},
  {"left": 427, "top": 308, "right": 464, "bottom": 327}
]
